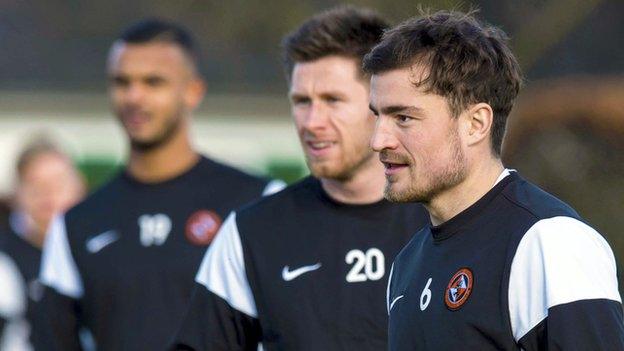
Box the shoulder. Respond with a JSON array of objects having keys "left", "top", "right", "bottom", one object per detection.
[
  {"left": 198, "top": 156, "right": 288, "bottom": 198},
  {"left": 512, "top": 216, "right": 618, "bottom": 298},
  {"left": 508, "top": 215, "right": 621, "bottom": 341},
  {"left": 65, "top": 172, "right": 126, "bottom": 222},
  {"left": 236, "top": 176, "right": 318, "bottom": 221},
  {"left": 500, "top": 175, "right": 579, "bottom": 221},
  {"left": 198, "top": 157, "right": 270, "bottom": 189}
]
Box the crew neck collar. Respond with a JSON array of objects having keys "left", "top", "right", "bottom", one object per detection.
[{"left": 430, "top": 169, "right": 517, "bottom": 242}]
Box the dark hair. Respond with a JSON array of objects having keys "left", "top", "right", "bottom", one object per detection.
[
  {"left": 117, "top": 18, "right": 200, "bottom": 69},
  {"left": 363, "top": 10, "right": 523, "bottom": 156},
  {"left": 281, "top": 6, "right": 389, "bottom": 81}
]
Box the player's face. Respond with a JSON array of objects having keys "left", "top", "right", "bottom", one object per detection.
[
  {"left": 107, "top": 42, "right": 203, "bottom": 151},
  {"left": 370, "top": 66, "right": 468, "bottom": 203},
  {"left": 16, "top": 152, "right": 84, "bottom": 235},
  {"left": 289, "top": 55, "right": 376, "bottom": 181}
]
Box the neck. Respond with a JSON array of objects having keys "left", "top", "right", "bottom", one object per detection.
[
  {"left": 127, "top": 122, "right": 199, "bottom": 183},
  {"left": 27, "top": 227, "right": 46, "bottom": 249},
  {"left": 426, "top": 156, "right": 504, "bottom": 226},
  {"left": 320, "top": 156, "right": 386, "bottom": 204}
]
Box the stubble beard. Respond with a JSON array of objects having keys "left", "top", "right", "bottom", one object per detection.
[
  {"left": 384, "top": 129, "right": 467, "bottom": 203},
  {"left": 307, "top": 145, "right": 375, "bottom": 182},
  {"left": 128, "top": 106, "right": 185, "bottom": 153}
]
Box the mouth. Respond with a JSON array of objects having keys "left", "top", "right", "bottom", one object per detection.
[
  {"left": 121, "top": 111, "right": 151, "bottom": 129},
  {"left": 382, "top": 161, "right": 409, "bottom": 175},
  {"left": 305, "top": 140, "right": 336, "bottom": 157},
  {"left": 379, "top": 152, "right": 410, "bottom": 176}
]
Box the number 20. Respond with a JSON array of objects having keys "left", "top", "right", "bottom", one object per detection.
[{"left": 345, "top": 248, "right": 385, "bottom": 283}]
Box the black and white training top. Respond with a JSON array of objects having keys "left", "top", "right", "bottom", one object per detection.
[
  {"left": 38, "top": 156, "right": 282, "bottom": 351},
  {"left": 387, "top": 169, "right": 624, "bottom": 350},
  {"left": 172, "top": 176, "right": 430, "bottom": 351}
]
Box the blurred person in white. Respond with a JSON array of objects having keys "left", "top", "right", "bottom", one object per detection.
[{"left": 0, "top": 138, "right": 85, "bottom": 349}]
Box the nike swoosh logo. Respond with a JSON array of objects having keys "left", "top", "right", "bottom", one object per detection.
[
  {"left": 86, "top": 230, "right": 119, "bottom": 254},
  {"left": 282, "top": 263, "right": 322, "bottom": 281},
  {"left": 390, "top": 295, "right": 404, "bottom": 311}
]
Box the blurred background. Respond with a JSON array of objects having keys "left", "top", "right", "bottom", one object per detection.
[{"left": 0, "top": 0, "right": 622, "bottom": 286}]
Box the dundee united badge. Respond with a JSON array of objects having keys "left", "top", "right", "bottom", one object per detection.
[
  {"left": 444, "top": 268, "right": 473, "bottom": 310},
  {"left": 185, "top": 210, "right": 222, "bottom": 246}
]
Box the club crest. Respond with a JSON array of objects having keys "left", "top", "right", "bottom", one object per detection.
[
  {"left": 444, "top": 268, "right": 473, "bottom": 310},
  {"left": 185, "top": 210, "right": 222, "bottom": 246}
]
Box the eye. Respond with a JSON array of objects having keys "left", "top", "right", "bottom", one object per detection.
[
  {"left": 325, "top": 95, "right": 340, "bottom": 104},
  {"left": 144, "top": 76, "right": 166, "bottom": 87},
  {"left": 111, "top": 76, "right": 129, "bottom": 88},
  {"left": 291, "top": 96, "right": 311, "bottom": 106},
  {"left": 397, "top": 115, "right": 412, "bottom": 123}
]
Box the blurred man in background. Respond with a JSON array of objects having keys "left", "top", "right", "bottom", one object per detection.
[
  {"left": 172, "top": 6, "right": 429, "bottom": 350},
  {"left": 38, "top": 19, "right": 282, "bottom": 351},
  {"left": 0, "top": 138, "right": 85, "bottom": 349},
  {"left": 365, "top": 10, "right": 624, "bottom": 350}
]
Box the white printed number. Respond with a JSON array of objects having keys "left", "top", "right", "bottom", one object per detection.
[
  {"left": 139, "top": 214, "right": 172, "bottom": 247},
  {"left": 420, "top": 278, "right": 433, "bottom": 311},
  {"left": 345, "top": 248, "right": 385, "bottom": 283}
]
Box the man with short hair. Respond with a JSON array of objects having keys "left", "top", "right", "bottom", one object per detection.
[
  {"left": 0, "top": 138, "right": 85, "bottom": 349},
  {"left": 365, "top": 10, "right": 624, "bottom": 350},
  {"left": 38, "top": 19, "right": 281, "bottom": 350},
  {"left": 171, "top": 6, "right": 429, "bottom": 351}
]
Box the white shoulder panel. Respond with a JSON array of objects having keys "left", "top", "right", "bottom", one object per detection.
[
  {"left": 262, "top": 180, "right": 286, "bottom": 196},
  {"left": 508, "top": 216, "right": 621, "bottom": 341},
  {"left": 0, "top": 252, "right": 25, "bottom": 318},
  {"left": 195, "top": 212, "right": 257, "bottom": 318},
  {"left": 39, "top": 215, "right": 84, "bottom": 299}
]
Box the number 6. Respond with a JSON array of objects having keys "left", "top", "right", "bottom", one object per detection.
[{"left": 420, "top": 278, "right": 432, "bottom": 311}]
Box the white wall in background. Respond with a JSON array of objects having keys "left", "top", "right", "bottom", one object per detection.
[{"left": 0, "top": 113, "right": 303, "bottom": 196}]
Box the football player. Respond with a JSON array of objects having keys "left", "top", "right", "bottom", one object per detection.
[{"left": 365, "top": 10, "right": 624, "bottom": 350}]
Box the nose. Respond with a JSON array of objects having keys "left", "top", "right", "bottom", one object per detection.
[
  {"left": 301, "top": 101, "right": 329, "bottom": 131},
  {"left": 124, "top": 82, "right": 146, "bottom": 104},
  {"left": 370, "top": 116, "right": 398, "bottom": 152}
]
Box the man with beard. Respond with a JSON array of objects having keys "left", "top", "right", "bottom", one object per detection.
[
  {"left": 171, "top": 7, "right": 429, "bottom": 351},
  {"left": 37, "top": 19, "right": 282, "bottom": 351},
  {"left": 365, "top": 10, "right": 624, "bottom": 350}
]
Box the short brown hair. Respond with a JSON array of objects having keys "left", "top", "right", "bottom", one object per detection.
[
  {"left": 363, "top": 10, "right": 523, "bottom": 156},
  {"left": 16, "top": 138, "right": 68, "bottom": 180},
  {"left": 281, "top": 5, "right": 389, "bottom": 82}
]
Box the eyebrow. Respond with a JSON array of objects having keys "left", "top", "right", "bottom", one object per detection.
[
  {"left": 289, "top": 90, "right": 348, "bottom": 100},
  {"left": 369, "top": 104, "right": 424, "bottom": 115}
]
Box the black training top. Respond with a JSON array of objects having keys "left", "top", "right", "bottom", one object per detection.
[
  {"left": 172, "top": 176, "right": 430, "bottom": 350},
  {"left": 38, "top": 156, "right": 280, "bottom": 351},
  {"left": 387, "top": 170, "right": 624, "bottom": 350}
]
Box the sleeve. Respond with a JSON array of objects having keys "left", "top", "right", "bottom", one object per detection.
[
  {"left": 0, "top": 252, "right": 25, "bottom": 320},
  {"left": 0, "top": 251, "right": 26, "bottom": 342},
  {"left": 508, "top": 216, "right": 624, "bottom": 350},
  {"left": 171, "top": 212, "right": 261, "bottom": 351},
  {"left": 36, "top": 215, "right": 85, "bottom": 351}
]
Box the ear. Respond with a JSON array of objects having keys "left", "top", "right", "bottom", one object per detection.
[
  {"left": 185, "top": 77, "right": 206, "bottom": 111},
  {"left": 464, "top": 103, "right": 494, "bottom": 148}
]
